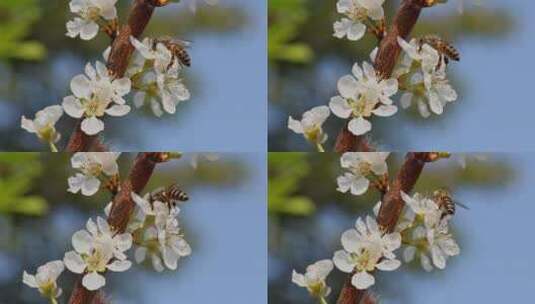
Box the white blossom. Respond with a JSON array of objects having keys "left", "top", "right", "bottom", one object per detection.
[
  {"left": 329, "top": 61, "right": 398, "bottom": 136},
  {"left": 68, "top": 152, "right": 120, "bottom": 196},
  {"left": 133, "top": 69, "right": 190, "bottom": 115},
  {"left": 400, "top": 191, "right": 442, "bottom": 229},
  {"left": 62, "top": 61, "right": 131, "bottom": 135},
  {"left": 63, "top": 217, "right": 132, "bottom": 291},
  {"left": 288, "top": 106, "right": 330, "bottom": 146},
  {"left": 334, "top": 0, "right": 385, "bottom": 41},
  {"left": 403, "top": 219, "right": 460, "bottom": 272},
  {"left": 21, "top": 105, "right": 63, "bottom": 144},
  {"left": 292, "top": 259, "right": 333, "bottom": 298},
  {"left": 131, "top": 192, "right": 191, "bottom": 272},
  {"left": 129, "top": 37, "right": 173, "bottom": 73},
  {"left": 337, "top": 152, "right": 389, "bottom": 196},
  {"left": 397, "top": 37, "right": 457, "bottom": 117},
  {"left": 422, "top": 64, "right": 458, "bottom": 115},
  {"left": 130, "top": 37, "right": 190, "bottom": 116},
  {"left": 333, "top": 216, "right": 401, "bottom": 290},
  {"left": 22, "top": 261, "right": 64, "bottom": 300},
  {"left": 66, "top": 0, "right": 118, "bottom": 40}
]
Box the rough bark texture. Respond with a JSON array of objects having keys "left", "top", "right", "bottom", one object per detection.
[
  {"left": 336, "top": 152, "right": 436, "bottom": 304},
  {"left": 66, "top": 0, "right": 164, "bottom": 152},
  {"left": 334, "top": 0, "right": 430, "bottom": 153},
  {"left": 68, "top": 153, "right": 170, "bottom": 304}
]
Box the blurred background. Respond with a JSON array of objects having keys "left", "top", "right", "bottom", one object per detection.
[
  {"left": 268, "top": 153, "right": 535, "bottom": 303},
  {"left": 0, "top": 0, "right": 266, "bottom": 152},
  {"left": 0, "top": 152, "right": 266, "bottom": 303},
  {"left": 268, "top": 0, "right": 535, "bottom": 151}
]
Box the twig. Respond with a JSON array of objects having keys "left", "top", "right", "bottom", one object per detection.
[
  {"left": 67, "top": 153, "right": 171, "bottom": 304},
  {"left": 336, "top": 152, "right": 436, "bottom": 304},
  {"left": 65, "top": 0, "right": 171, "bottom": 152},
  {"left": 334, "top": 0, "right": 431, "bottom": 152},
  {"left": 334, "top": 124, "right": 375, "bottom": 152}
]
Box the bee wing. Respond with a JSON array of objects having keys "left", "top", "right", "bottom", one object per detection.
[
  {"left": 175, "top": 39, "right": 192, "bottom": 48},
  {"left": 454, "top": 201, "right": 470, "bottom": 210}
]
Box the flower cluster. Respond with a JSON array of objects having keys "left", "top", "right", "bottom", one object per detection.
[
  {"left": 130, "top": 37, "right": 191, "bottom": 117},
  {"left": 63, "top": 217, "right": 133, "bottom": 290},
  {"left": 288, "top": 2, "right": 462, "bottom": 150},
  {"left": 396, "top": 37, "right": 458, "bottom": 118},
  {"left": 68, "top": 152, "right": 120, "bottom": 196},
  {"left": 130, "top": 192, "right": 192, "bottom": 272},
  {"left": 399, "top": 191, "right": 460, "bottom": 271},
  {"left": 333, "top": 0, "right": 385, "bottom": 41},
  {"left": 21, "top": 0, "right": 198, "bottom": 150},
  {"left": 333, "top": 216, "right": 401, "bottom": 289},
  {"left": 24, "top": 153, "right": 193, "bottom": 300},
  {"left": 63, "top": 61, "right": 132, "bottom": 135},
  {"left": 66, "top": 0, "right": 118, "bottom": 41},
  {"left": 336, "top": 152, "right": 389, "bottom": 196}
]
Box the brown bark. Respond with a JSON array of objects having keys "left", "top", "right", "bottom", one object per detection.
[
  {"left": 334, "top": 0, "right": 431, "bottom": 153},
  {"left": 66, "top": 0, "right": 169, "bottom": 152},
  {"left": 68, "top": 153, "right": 170, "bottom": 304},
  {"left": 336, "top": 152, "right": 436, "bottom": 303},
  {"left": 334, "top": 124, "right": 374, "bottom": 153}
]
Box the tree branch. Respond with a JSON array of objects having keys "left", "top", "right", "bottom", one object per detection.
[
  {"left": 67, "top": 152, "right": 171, "bottom": 304},
  {"left": 65, "top": 0, "right": 170, "bottom": 152},
  {"left": 334, "top": 0, "right": 430, "bottom": 153},
  {"left": 336, "top": 152, "right": 437, "bottom": 304}
]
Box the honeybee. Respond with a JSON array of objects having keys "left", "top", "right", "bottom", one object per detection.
[
  {"left": 150, "top": 184, "right": 189, "bottom": 208},
  {"left": 154, "top": 37, "right": 192, "bottom": 67},
  {"left": 432, "top": 189, "right": 469, "bottom": 219},
  {"left": 418, "top": 35, "right": 460, "bottom": 67}
]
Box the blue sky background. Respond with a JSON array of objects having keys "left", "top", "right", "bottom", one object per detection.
[{"left": 269, "top": 153, "right": 535, "bottom": 303}]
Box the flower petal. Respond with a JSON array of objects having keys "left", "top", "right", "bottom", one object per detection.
[
  {"left": 72, "top": 230, "right": 93, "bottom": 254},
  {"left": 82, "top": 272, "right": 106, "bottom": 291},
  {"left": 63, "top": 251, "right": 85, "bottom": 274},
  {"left": 62, "top": 96, "right": 84, "bottom": 118},
  {"left": 333, "top": 250, "right": 355, "bottom": 273},
  {"left": 348, "top": 117, "right": 372, "bottom": 136},
  {"left": 352, "top": 271, "right": 375, "bottom": 290},
  {"left": 70, "top": 75, "right": 92, "bottom": 99},
  {"left": 107, "top": 260, "right": 132, "bottom": 272},
  {"left": 81, "top": 117, "right": 104, "bottom": 135},
  {"left": 105, "top": 104, "right": 131, "bottom": 117},
  {"left": 329, "top": 96, "right": 352, "bottom": 119}
]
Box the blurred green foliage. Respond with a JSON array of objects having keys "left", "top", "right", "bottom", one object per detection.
[
  {"left": 268, "top": 0, "right": 313, "bottom": 63},
  {"left": 0, "top": 153, "right": 47, "bottom": 216},
  {"left": 268, "top": 153, "right": 316, "bottom": 216},
  {"left": 0, "top": 0, "right": 46, "bottom": 61}
]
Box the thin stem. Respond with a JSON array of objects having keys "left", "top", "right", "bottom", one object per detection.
[
  {"left": 318, "top": 296, "right": 329, "bottom": 304},
  {"left": 316, "top": 143, "right": 325, "bottom": 152},
  {"left": 49, "top": 142, "right": 58, "bottom": 152},
  {"left": 49, "top": 296, "right": 58, "bottom": 304}
]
